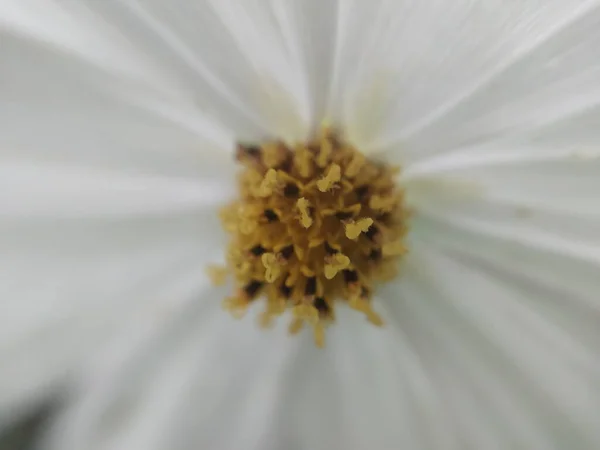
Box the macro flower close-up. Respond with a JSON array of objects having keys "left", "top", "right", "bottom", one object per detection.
[{"left": 1, "top": 1, "right": 600, "bottom": 449}]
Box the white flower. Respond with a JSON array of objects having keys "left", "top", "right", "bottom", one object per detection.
[{"left": 1, "top": 1, "right": 600, "bottom": 449}]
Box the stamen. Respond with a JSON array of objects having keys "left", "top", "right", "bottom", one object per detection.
[
  {"left": 261, "top": 253, "right": 284, "bottom": 282},
  {"left": 313, "top": 322, "right": 326, "bottom": 348},
  {"left": 317, "top": 163, "right": 341, "bottom": 192},
  {"left": 205, "top": 265, "right": 228, "bottom": 286},
  {"left": 217, "top": 126, "right": 408, "bottom": 347},
  {"left": 345, "top": 153, "right": 365, "bottom": 178},
  {"left": 316, "top": 138, "right": 333, "bottom": 168},
  {"left": 296, "top": 197, "right": 313, "bottom": 228},
  {"left": 369, "top": 194, "right": 396, "bottom": 212},
  {"left": 262, "top": 142, "right": 289, "bottom": 169},
  {"left": 258, "top": 169, "right": 280, "bottom": 197},
  {"left": 324, "top": 253, "right": 350, "bottom": 279},
  {"left": 382, "top": 241, "right": 407, "bottom": 256},
  {"left": 294, "top": 145, "right": 313, "bottom": 178},
  {"left": 344, "top": 217, "right": 374, "bottom": 240}
]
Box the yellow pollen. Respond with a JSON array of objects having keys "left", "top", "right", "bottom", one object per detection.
[
  {"left": 216, "top": 125, "right": 408, "bottom": 347},
  {"left": 345, "top": 153, "right": 365, "bottom": 178},
  {"left": 261, "top": 252, "right": 284, "bottom": 283},
  {"left": 369, "top": 194, "right": 397, "bottom": 212},
  {"left": 316, "top": 163, "right": 341, "bottom": 192},
  {"left": 316, "top": 139, "right": 333, "bottom": 168},
  {"left": 344, "top": 217, "right": 374, "bottom": 240},
  {"left": 296, "top": 197, "right": 313, "bottom": 228},
  {"left": 382, "top": 240, "right": 407, "bottom": 257},
  {"left": 324, "top": 253, "right": 351, "bottom": 279},
  {"left": 257, "top": 168, "right": 280, "bottom": 197}
]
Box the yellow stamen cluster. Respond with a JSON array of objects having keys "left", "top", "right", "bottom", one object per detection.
[{"left": 218, "top": 126, "right": 408, "bottom": 347}]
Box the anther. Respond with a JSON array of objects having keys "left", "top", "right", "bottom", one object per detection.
[
  {"left": 382, "top": 240, "right": 407, "bottom": 256},
  {"left": 317, "top": 163, "right": 341, "bottom": 192},
  {"left": 345, "top": 153, "right": 365, "bottom": 178},
  {"left": 370, "top": 194, "right": 396, "bottom": 212},
  {"left": 261, "top": 253, "right": 284, "bottom": 282},
  {"left": 239, "top": 219, "right": 257, "bottom": 235},
  {"left": 294, "top": 146, "right": 313, "bottom": 178},
  {"left": 316, "top": 139, "right": 333, "bottom": 168},
  {"left": 238, "top": 206, "right": 258, "bottom": 235},
  {"left": 324, "top": 253, "right": 351, "bottom": 279},
  {"left": 263, "top": 142, "right": 289, "bottom": 169},
  {"left": 293, "top": 304, "right": 319, "bottom": 324},
  {"left": 344, "top": 217, "right": 374, "bottom": 239},
  {"left": 257, "top": 169, "right": 280, "bottom": 197},
  {"left": 296, "top": 198, "right": 313, "bottom": 228}
]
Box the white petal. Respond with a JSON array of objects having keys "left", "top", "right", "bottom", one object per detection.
[
  {"left": 267, "top": 0, "right": 346, "bottom": 130},
  {"left": 0, "top": 205, "right": 229, "bottom": 422},
  {"left": 280, "top": 306, "right": 457, "bottom": 450},
  {"left": 403, "top": 153, "right": 600, "bottom": 280},
  {"left": 0, "top": 6, "right": 241, "bottom": 424},
  {"left": 385, "top": 227, "right": 600, "bottom": 448},
  {"left": 43, "top": 297, "right": 308, "bottom": 450},
  {"left": 0, "top": 15, "right": 233, "bottom": 177},
  {"left": 62, "top": 0, "right": 314, "bottom": 142},
  {"left": 331, "top": 0, "right": 600, "bottom": 159},
  {"left": 0, "top": 162, "right": 232, "bottom": 219},
  {"left": 43, "top": 297, "right": 460, "bottom": 450}
]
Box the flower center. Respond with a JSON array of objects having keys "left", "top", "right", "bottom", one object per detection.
[{"left": 216, "top": 125, "right": 408, "bottom": 347}]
